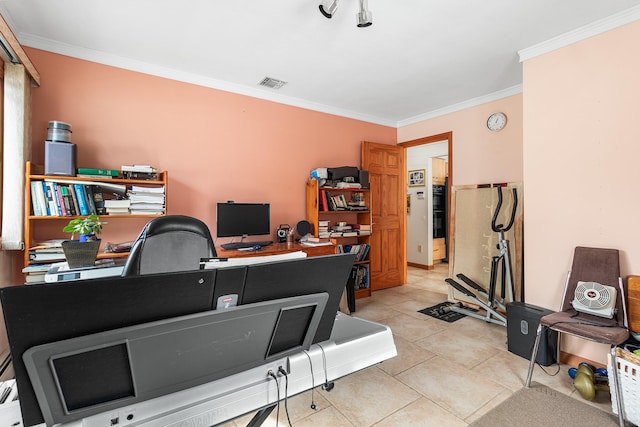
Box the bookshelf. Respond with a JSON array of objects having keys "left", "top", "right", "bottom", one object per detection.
[
  {"left": 23, "top": 161, "right": 168, "bottom": 269},
  {"left": 306, "top": 179, "right": 372, "bottom": 299}
]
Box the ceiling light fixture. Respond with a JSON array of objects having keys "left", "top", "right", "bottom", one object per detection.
[
  {"left": 318, "top": 0, "right": 372, "bottom": 28},
  {"left": 319, "top": 0, "right": 339, "bottom": 19},
  {"left": 356, "top": 0, "right": 372, "bottom": 27}
]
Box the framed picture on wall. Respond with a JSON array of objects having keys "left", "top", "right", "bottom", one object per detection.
[{"left": 408, "top": 169, "right": 425, "bottom": 187}]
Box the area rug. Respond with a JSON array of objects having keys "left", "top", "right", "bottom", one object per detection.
[
  {"left": 470, "top": 382, "right": 619, "bottom": 427},
  {"left": 417, "top": 301, "right": 476, "bottom": 323}
]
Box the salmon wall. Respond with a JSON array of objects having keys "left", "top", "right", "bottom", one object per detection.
[
  {"left": 24, "top": 48, "right": 396, "bottom": 247},
  {"left": 522, "top": 20, "right": 640, "bottom": 363},
  {"left": 398, "top": 94, "right": 524, "bottom": 186}
]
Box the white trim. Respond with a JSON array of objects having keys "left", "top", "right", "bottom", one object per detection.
[
  {"left": 18, "top": 33, "right": 397, "bottom": 128},
  {"left": 396, "top": 85, "right": 523, "bottom": 128},
  {"left": 519, "top": 5, "right": 640, "bottom": 62}
]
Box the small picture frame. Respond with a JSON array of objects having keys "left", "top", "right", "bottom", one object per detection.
[{"left": 408, "top": 169, "right": 425, "bottom": 187}]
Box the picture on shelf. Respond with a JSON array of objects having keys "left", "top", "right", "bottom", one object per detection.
[{"left": 408, "top": 169, "right": 425, "bottom": 187}]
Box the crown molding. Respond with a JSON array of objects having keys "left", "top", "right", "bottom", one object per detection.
[
  {"left": 519, "top": 5, "right": 640, "bottom": 62},
  {"left": 19, "top": 33, "right": 397, "bottom": 127},
  {"left": 396, "top": 85, "right": 523, "bottom": 128}
]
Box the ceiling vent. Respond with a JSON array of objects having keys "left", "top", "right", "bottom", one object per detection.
[{"left": 258, "top": 76, "right": 287, "bottom": 89}]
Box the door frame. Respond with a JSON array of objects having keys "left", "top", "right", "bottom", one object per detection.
[{"left": 399, "top": 132, "right": 453, "bottom": 266}]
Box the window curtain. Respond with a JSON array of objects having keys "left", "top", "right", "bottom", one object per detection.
[{"left": 1, "top": 63, "right": 31, "bottom": 250}]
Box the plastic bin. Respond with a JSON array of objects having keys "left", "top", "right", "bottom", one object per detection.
[{"left": 608, "top": 346, "right": 640, "bottom": 425}]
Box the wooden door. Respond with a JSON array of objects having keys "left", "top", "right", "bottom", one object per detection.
[{"left": 362, "top": 141, "right": 406, "bottom": 290}]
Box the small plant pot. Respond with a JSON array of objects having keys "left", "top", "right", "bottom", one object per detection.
[{"left": 62, "top": 240, "right": 101, "bottom": 268}]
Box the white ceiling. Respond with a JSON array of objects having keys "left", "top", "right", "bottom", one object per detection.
[{"left": 2, "top": 0, "right": 640, "bottom": 127}]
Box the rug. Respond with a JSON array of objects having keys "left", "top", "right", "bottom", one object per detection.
[
  {"left": 417, "top": 301, "right": 476, "bottom": 323},
  {"left": 470, "top": 382, "right": 619, "bottom": 427}
]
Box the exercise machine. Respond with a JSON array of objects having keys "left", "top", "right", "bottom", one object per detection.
[{"left": 444, "top": 185, "right": 518, "bottom": 326}]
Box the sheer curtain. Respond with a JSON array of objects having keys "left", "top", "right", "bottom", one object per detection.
[{"left": 0, "top": 13, "right": 40, "bottom": 251}]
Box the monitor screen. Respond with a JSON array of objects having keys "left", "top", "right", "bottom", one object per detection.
[{"left": 216, "top": 202, "right": 270, "bottom": 238}]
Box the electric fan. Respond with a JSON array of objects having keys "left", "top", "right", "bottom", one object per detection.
[{"left": 572, "top": 281, "right": 617, "bottom": 318}]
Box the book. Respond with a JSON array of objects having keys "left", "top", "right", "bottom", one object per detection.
[
  {"left": 35, "top": 181, "right": 48, "bottom": 216},
  {"left": 84, "top": 185, "right": 97, "bottom": 214},
  {"left": 300, "top": 241, "right": 333, "bottom": 247},
  {"left": 59, "top": 185, "right": 75, "bottom": 216},
  {"left": 77, "top": 167, "right": 119, "bottom": 177},
  {"left": 122, "top": 171, "right": 158, "bottom": 180},
  {"left": 73, "top": 184, "right": 90, "bottom": 215},
  {"left": 30, "top": 181, "right": 44, "bottom": 216},
  {"left": 53, "top": 183, "right": 67, "bottom": 216},
  {"left": 28, "top": 251, "right": 66, "bottom": 262},
  {"left": 69, "top": 184, "right": 80, "bottom": 216},
  {"left": 76, "top": 174, "right": 113, "bottom": 179},
  {"left": 44, "top": 182, "right": 60, "bottom": 216},
  {"left": 104, "top": 199, "right": 131, "bottom": 208},
  {"left": 121, "top": 165, "right": 156, "bottom": 173},
  {"left": 320, "top": 189, "right": 328, "bottom": 212},
  {"left": 91, "top": 186, "right": 106, "bottom": 215},
  {"left": 130, "top": 185, "right": 165, "bottom": 193}
]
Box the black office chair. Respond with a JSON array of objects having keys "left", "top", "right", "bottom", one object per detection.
[{"left": 122, "top": 215, "right": 217, "bottom": 275}]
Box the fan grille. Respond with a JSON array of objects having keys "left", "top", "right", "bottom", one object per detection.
[{"left": 575, "top": 281, "right": 611, "bottom": 308}]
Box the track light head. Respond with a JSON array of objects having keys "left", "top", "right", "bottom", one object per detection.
[
  {"left": 319, "top": 0, "right": 338, "bottom": 19},
  {"left": 356, "top": 0, "right": 372, "bottom": 27}
]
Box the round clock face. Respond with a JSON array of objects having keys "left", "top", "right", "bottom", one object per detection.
[{"left": 487, "top": 112, "right": 507, "bottom": 132}]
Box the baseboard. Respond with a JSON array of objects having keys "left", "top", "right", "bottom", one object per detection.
[
  {"left": 408, "top": 262, "right": 432, "bottom": 270},
  {"left": 559, "top": 351, "right": 606, "bottom": 369}
]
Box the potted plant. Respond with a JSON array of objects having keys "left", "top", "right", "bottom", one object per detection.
[{"left": 61, "top": 214, "right": 107, "bottom": 267}]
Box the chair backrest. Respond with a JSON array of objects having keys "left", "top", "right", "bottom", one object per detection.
[
  {"left": 122, "top": 215, "right": 217, "bottom": 276},
  {"left": 560, "top": 246, "right": 626, "bottom": 326}
]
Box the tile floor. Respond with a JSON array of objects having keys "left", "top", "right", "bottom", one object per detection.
[{"left": 224, "top": 264, "right": 616, "bottom": 426}]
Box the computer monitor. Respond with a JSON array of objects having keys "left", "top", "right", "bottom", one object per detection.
[
  {"left": 0, "top": 269, "right": 217, "bottom": 427},
  {"left": 216, "top": 202, "right": 270, "bottom": 238}
]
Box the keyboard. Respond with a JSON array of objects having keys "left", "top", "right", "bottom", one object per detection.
[{"left": 220, "top": 241, "right": 274, "bottom": 250}]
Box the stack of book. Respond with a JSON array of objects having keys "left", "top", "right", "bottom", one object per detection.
[
  {"left": 27, "top": 240, "right": 65, "bottom": 265},
  {"left": 76, "top": 167, "right": 119, "bottom": 179},
  {"left": 121, "top": 165, "right": 158, "bottom": 180},
  {"left": 318, "top": 220, "right": 330, "bottom": 238},
  {"left": 128, "top": 185, "right": 165, "bottom": 215},
  {"left": 22, "top": 264, "right": 52, "bottom": 284},
  {"left": 353, "top": 223, "right": 371, "bottom": 236},
  {"left": 104, "top": 199, "right": 131, "bottom": 215}
]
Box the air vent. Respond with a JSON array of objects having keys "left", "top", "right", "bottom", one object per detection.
[{"left": 258, "top": 77, "right": 287, "bottom": 89}]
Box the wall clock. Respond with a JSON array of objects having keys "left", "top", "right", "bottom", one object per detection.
[{"left": 487, "top": 112, "right": 507, "bottom": 132}]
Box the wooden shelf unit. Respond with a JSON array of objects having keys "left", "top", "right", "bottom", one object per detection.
[
  {"left": 23, "top": 161, "right": 168, "bottom": 268},
  {"left": 306, "top": 179, "right": 372, "bottom": 298}
]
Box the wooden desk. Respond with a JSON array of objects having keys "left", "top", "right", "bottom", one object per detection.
[
  {"left": 216, "top": 242, "right": 336, "bottom": 258},
  {"left": 216, "top": 242, "right": 351, "bottom": 313}
]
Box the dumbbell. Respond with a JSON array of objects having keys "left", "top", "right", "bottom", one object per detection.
[{"left": 573, "top": 363, "right": 610, "bottom": 400}]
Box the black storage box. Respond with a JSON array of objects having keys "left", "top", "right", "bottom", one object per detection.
[{"left": 506, "top": 302, "right": 558, "bottom": 366}]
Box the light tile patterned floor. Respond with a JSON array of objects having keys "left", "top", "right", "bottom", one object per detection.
[{"left": 224, "top": 264, "right": 616, "bottom": 426}]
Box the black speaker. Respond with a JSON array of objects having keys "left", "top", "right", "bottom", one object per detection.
[
  {"left": 296, "top": 220, "right": 311, "bottom": 237},
  {"left": 358, "top": 170, "right": 369, "bottom": 189},
  {"left": 506, "top": 302, "right": 558, "bottom": 366}
]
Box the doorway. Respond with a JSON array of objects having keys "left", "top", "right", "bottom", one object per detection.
[{"left": 400, "top": 132, "right": 452, "bottom": 270}]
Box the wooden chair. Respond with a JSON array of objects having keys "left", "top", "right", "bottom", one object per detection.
[{"left": 525, "top": 246, "right": 629, "bottom": 427}]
